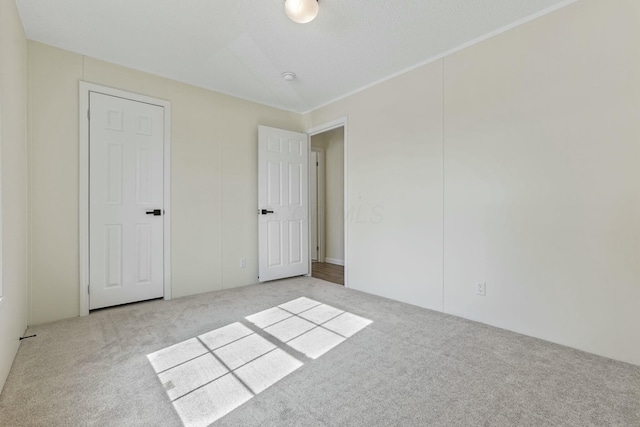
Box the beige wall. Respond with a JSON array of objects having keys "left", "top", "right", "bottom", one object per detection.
[
  {"left": 311, "top": 128, "right": 344, "bottom": 263},
  {"left": 443, "top": 0, "right": 640, "bottom": 365},
  {"left": 0, "top": 0, "right": 29, "bottom": 392},
  {"left": 308, "top": 0, "right": 640, "bottom": 365},
  {"left": 308, "top": 62, "right": 445, "bottom": 312},
  {"left": 28, "top": 42, "right": 304, "bottom": 324}
]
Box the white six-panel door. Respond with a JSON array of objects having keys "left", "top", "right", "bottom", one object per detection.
[
  {"left": 258, "top": 126, "right": 309, "bottom": 282},
  {"left": 89, "top": 92, "right": 165, "bottom": 309}
]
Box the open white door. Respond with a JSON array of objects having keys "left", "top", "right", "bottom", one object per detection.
[{"left": 258, "top": 125, "right": 309, "bottom": 282}]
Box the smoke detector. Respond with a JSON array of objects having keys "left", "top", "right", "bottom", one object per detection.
[{"left": 282, "top": 72, "right": 297, "bottom": 82}]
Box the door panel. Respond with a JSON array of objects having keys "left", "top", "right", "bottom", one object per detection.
[
  {"left": 90, "top": 92, "right": 164, "bottom": 309},
  {"left": 289, "top": 221, "right": 302, "bottom": 264},
  {"left": 258, "top": 126, "right": 309, "bottom": 282},
  {"left": 105, "top": 225, "right": 123, "bottom": 288}
]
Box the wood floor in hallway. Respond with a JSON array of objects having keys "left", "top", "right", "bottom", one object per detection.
[{"left": 312, "top": 261, "right": 344, "bottom": 285}]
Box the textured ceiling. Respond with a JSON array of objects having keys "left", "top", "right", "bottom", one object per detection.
[{"left": 16, "top": 0, "right": 574, "bottom": 113}]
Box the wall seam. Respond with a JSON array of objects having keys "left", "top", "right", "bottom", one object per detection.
[
  {"left": 441, "top": 58, "right": 445, "bottom": 314},
  {"left": 26, "top": 40, "right": 33, "bottom": 326},
  {"left": 220, "top": 106, "right": 224, "bottom": 290}
]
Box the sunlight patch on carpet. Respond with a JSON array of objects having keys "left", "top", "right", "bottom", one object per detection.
[
  {"left": 248, "top": 297, "right": 373, "bottom": 359},
  {"left": 147, "top": 298, "right": 372, "bottom": 426}
]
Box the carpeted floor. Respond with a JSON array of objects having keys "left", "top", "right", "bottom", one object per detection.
[{"left": 0, "top": 277, "right": 639, "bottom": 426}]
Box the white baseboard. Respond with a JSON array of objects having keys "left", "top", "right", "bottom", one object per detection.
[{"left": 325, "top": 258, "right": 345, "bottom": 266}]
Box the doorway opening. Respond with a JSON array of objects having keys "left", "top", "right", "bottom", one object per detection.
[{"left": 309, "top": 126, "right": 345, "bottom": 286}]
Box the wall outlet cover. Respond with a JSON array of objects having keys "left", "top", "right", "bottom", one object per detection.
[{"left": 476, "top": 282, "right": 486, "bottom": 296}]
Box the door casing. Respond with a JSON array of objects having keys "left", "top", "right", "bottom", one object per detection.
[{"left": 79, "top": 81, "right": 172, "bottom": 316}]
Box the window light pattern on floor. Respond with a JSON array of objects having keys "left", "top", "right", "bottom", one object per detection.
[
  {"left": 147, "top": 298, "right": 371, "bottom": 427},
  {"left": 247, "top": 297, "right": 373, "bottom": 359}
]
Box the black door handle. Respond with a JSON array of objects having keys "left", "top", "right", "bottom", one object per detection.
[
  {"left": 260, "top": 209, "right": 274, "bottom": 215},
  {"left": 146, "top": 209, "right": 162, "bottom": 216}
]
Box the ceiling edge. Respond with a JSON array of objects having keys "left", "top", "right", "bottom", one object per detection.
[
  {"left": 24, "top": 38, "right": 304, "bottom": 115},
  {"left": 300, "top": 0, "right": 580, "bottom": 116},
  {"left": 22, "top": 0, "right": 581, "bottom": 116}
]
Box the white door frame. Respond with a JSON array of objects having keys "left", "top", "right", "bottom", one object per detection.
[
  {"left": 310, "top": 147, "right": 325, "bottom": 263},
  {"left": 305, "top": 117, "right": 348, "bottom": 287},
  {"left": 79, "top": 81, "right": 172, "bottom": 316}
]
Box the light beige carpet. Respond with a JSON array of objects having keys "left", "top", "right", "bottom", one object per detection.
[{"left": 0, "top": 276, "right": 639, "bottom": 426}]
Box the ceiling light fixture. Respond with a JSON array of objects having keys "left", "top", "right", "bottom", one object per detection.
[{"left": 284, "top": 0, "right": 319, "bottom": 24}]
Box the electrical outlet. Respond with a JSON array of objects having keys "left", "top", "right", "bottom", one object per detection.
[
  {"left": 240, "top": 258, "right": 247, "bottom": 269},
  {"left": 476, "top": 282, "right": 486, "bottom": 296}
]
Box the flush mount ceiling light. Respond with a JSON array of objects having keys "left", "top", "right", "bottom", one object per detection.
[{"left": 284, "top": 0, "right": 319, "bottom": 24}]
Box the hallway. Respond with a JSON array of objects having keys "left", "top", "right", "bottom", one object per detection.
[{"left": 312, "top": 262, "right": 344, "bottom": 286}]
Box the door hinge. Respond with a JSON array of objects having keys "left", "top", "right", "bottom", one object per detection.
[
  {"left": 316, "top": 161, "right": 319, "bottom": 166},
  {"left": 317, "top": 246, "right": 319, "bottom": 250},
  {"left": 88, "top": 285, "right": 90, "bottom": 295},
  {"left": 87, "top": 110, "right": 90, "bottom": 120}
]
